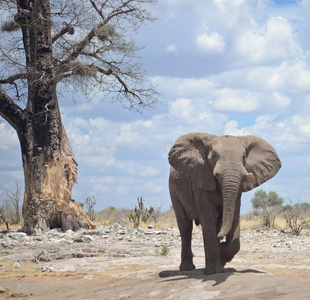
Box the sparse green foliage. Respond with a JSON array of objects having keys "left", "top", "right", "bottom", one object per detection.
[
  {"left": 251, "top": 190, "right": 284, "bottom": 227},
  {"left": 129, "top": 196, "right": 155, "bottom": 228},
  {"left": 156, "top": 244, "right": 170, "bottom": 256},
  {"left": 282, "top": 200, "right": 310, "bottom": 236},
  {"left": 251, "top": 190, "right": 284, "bottom": 209}
]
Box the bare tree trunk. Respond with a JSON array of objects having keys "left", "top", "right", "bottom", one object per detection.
[
  {"left": 0, "top": 0, "right": 94, "bottom": 235},
  {"left": 19, "top": 119, "right": 94, "bottom": 235}
]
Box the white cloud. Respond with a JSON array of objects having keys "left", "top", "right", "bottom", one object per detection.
[
  {"left": 169, "top": 98, "right": 194, "bottom": 123},
  {"left": 212, "top": 89, "right": 260, "bottom": 113},
  {"left": 214, "top": 0, "right": 247, "bottom": 10},
  {"left": 115, "top": 124, "right": 145, "bottom": 145},
  {"left": 235, "top": 17, "right": 301, "bottom": 64},
  {"left": 224, "top": 114, "right": 310, "bottom": 153},
  {"left": 224, "top": 120, "right": 248, "bottom": 136},
  {"left": 139, "top": 166, "right": 159, "bottom": 177},
  {"left": 0, "top": 122, "right": 19, "bottom": 150},
  {"left": 143, "top": 181, "right": 164, "bottom": 193},
  {"left": 196, "top": 30, "right": 225, "bottom": 53},
  {"left": 166, "top": 44, "right": 178, "bottom": 52}
]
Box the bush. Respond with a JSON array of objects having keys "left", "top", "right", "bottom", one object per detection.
[
  {"left": 128, "top": 196, "right": 155, "bottom": 228},
  {"left": 282, "top": 201, "right": 310, "bottom": 236},
  {"left": 85, "top": 196, "right": 96, "bottom": 222},
  {"left": 251, "top": 190, "right": 284, "bottom": 228},
  {"left": 0, "top": 184, "right": 21, "bottom": 230},
  {"left": 156, "top": 244, "right": 170, "bottom": 256}
]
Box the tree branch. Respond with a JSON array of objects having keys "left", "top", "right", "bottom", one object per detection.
[
  {"left": 0, "top": 88, "right": 26, "bottom": 131},
  {"left": 95, "top": 66, "right": 143, "bottom": 103},
  {"left": 0, "top": 73, "right": 28, "bottom": 84},
  {"left": 89, "top": 0, "right": 105, "bottom": 20},
  {"left": 61, "top": 1, "right": 142, "bottom": 65},
  {"left": 52, "top": 23, "right": 75, "bottom": 44}
]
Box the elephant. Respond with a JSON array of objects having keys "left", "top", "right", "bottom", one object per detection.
[{"left": 168, "top": 133, "right": 281, "bottom": 275}]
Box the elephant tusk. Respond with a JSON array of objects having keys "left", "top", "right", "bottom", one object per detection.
[{"left": 219, "top": 235, "right": 227, "bottom": 243}]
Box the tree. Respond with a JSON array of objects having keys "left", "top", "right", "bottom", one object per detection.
[
  {"left": 0, "top": 184, "right": 21, "bottom": 230},
  {"left": 282, "top": 200, "right": 310, "bottom": 236},
  {"left": 0, "top": 0, "right": 158, "bottom": 235},
  {"left": 251, "top": 189, "right": 284, "bottom": 227},
  {"left": 251, "top": 190, "right": 284, "bottom": 209}
]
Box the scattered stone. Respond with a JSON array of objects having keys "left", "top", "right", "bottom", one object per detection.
[
  {"left": 42, "top": 266, "right": 56, "bottom": 273},
  {"left": 0, "top": 286, "right": 6, "bottom": 293},
  {"left": 119, "top": 294, "right": 130, "bottom": 299},
  {"left": 58, "top": 265, "right": 76, "bottom": 272},
  {"left": 33, "top": 250, "right": 51, "bottom": 262},
  {"left": 8, "top": 232, "right": 27, "bottom": 241},
  {"left": 84, "top": 275, "right": 93, "bottom": 280},
  {"left": 13, "top": 262, "right": 21, "bottom": 268}
]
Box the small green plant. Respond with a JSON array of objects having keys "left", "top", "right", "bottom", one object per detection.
[
  {"left": 129, "top": 197, "right": 155, "bottom": 228},
  {"left": 156, "top": 244, "right": 170, "bottom": 256}
]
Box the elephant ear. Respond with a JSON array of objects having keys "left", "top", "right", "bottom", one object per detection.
[
  {"left": 238, "top": 135, "right": 281, "bottom": 192},
  {"left": 168, "top": 133, "right": 217, "bottom": 190}
]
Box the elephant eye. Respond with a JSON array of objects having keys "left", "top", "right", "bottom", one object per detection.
[
  {"left": 243, "top": 153, "right": 247, "bottom": 162},
  {"left": 212, "top": 151, "right": 218, "bottom": 159}
]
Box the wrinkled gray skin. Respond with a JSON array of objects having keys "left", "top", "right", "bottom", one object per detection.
[{"left": 168, "top": 133, "right": 281, "bottom": 275}]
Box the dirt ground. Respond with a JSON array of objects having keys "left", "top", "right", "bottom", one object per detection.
[{"left": 1, "top": 227, "right": 310, "bottom": 300}]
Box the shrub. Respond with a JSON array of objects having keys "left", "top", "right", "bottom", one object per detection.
[
  {"left": 251, "top": 190, "right": 284, "bottom": 228},
  {"left": 0, "top": 184, "right": 21, "bottom": 230},
  {"left": 156, "top": 244, "right": 170, "bottom": 256},
  {"left": 128, "top": 196, "right": 155, "bottom": 228},
  {"left": 85, "top": 196, "right": 96, "bottom": 222},
  {"left": 282, "top": 201, "right": 310, "bottom": 236}
]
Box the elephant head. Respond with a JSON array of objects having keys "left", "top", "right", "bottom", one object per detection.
[{"left": 168, "top": 133, "right": 281, "bottom": 240}]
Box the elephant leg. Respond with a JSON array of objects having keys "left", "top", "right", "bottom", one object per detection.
[
  {"left": 171, "top": 194, "right": 195, "bottom": 271},
  {"left": 220, "top": 223, "right": 240, "bottom": 265},
  {"left": 198, "top": 191, "right": 224, "bottom": 275}
]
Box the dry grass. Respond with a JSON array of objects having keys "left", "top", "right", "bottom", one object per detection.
[
  {"left": 0, "top": 209, "right": 300, "bottom": 233},
  {"left": 0, "top": 224, "right": 21, "bottom": 231},
  {"left": 240, "top": 214, "right": 288, "bottom": 231},
  {"left": 94, "top": 207, "right": 178, "bottom": 229}
]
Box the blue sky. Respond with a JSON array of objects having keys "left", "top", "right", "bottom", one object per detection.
[{"left": 1, "top": 0, "right": 310, "bottom": 214}]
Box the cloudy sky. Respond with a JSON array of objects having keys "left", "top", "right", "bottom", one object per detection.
[{"left": 1, "top": 0, "right": 310, "bottom": 214}]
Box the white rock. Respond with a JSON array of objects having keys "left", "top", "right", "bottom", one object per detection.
[
  {"left": 59, "top": 265, "right": 76, "bottom": 272},
  {"left": 42, "top": 266, "right": 56, "bottom": 272},
  {"left": 13, "top": 262, "right": 21, "bottom": 268}
]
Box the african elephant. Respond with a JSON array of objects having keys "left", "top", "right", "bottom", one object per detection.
[{"left": 168, "top": 133, "right": 281, "bottom": 275}]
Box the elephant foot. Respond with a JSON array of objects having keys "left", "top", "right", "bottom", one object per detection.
[
  {"left": 203, "top": 263, "right": 224, "bottom": 275},
  {"left": 180, "top": 260, "right": 195, "bottom": 271}
]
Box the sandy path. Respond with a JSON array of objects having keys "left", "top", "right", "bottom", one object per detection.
[{"left": 1, "top": 228, "right": 310, "bottom": 299}]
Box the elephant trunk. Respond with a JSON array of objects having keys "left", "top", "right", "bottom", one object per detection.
[{"left": 217, "top": 169, "right": 242, "bottom": 240}]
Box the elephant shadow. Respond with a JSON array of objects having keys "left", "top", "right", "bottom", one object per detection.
[{"left": 158, "top": 268, "right": 266, "bottom": 286}]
